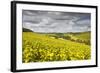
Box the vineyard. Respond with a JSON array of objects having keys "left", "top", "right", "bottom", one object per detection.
[{"left": 22, "top": 32, "right": 91, "bottom": 63}]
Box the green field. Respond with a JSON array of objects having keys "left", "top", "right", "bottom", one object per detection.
[{"left": 22, "top": 31, "right": 91, "bottom": 63}]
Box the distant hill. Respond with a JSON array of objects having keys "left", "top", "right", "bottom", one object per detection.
[
  {"left": 37, "top": 31, "right": 91, "bottom": 45},
  {"left": 23, "top": 28, "right": 33, "bottom": 32}
]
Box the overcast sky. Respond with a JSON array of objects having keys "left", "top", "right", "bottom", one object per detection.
[{"left": 22, "top": 10, "right": 91, "bottom": 33}]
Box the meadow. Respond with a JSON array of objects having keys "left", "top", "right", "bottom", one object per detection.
[{"left": 22, "top": 30, "right": 91, "bottom": 63}]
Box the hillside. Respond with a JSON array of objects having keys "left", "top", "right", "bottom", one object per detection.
[
  {"left": 22, "top": 32, "right": 91, "bottom": 63},
  {"left": 39, "top": 32, "right": 91, "bottom": 45}
]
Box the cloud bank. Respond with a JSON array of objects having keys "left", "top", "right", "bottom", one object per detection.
[{"left": 22, "top": 10, "right": 91, "bottom": 33}]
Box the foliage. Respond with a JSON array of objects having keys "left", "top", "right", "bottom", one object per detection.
[{"left": 23, "top": 28, "right": 33, "bottom": 32}]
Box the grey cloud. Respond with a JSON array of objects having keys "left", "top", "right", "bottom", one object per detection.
[
  {"left": 76, "top": 19, "right": 90, "bottom": 26},
  {"left": 22, "top": 10, "right": 91, "bottom": 33}
]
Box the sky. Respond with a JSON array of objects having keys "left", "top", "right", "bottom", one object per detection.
[{"left": 22, "top": 10, "right": 91, "bottom": 33}]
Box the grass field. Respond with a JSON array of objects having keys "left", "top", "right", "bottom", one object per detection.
[{"left": 22, "top": 32, "right": 91, "bottom": 63}]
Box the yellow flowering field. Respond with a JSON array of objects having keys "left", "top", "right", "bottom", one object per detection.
[{"left": 22, "top": 32, "right": 91, "bottom": 63}]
